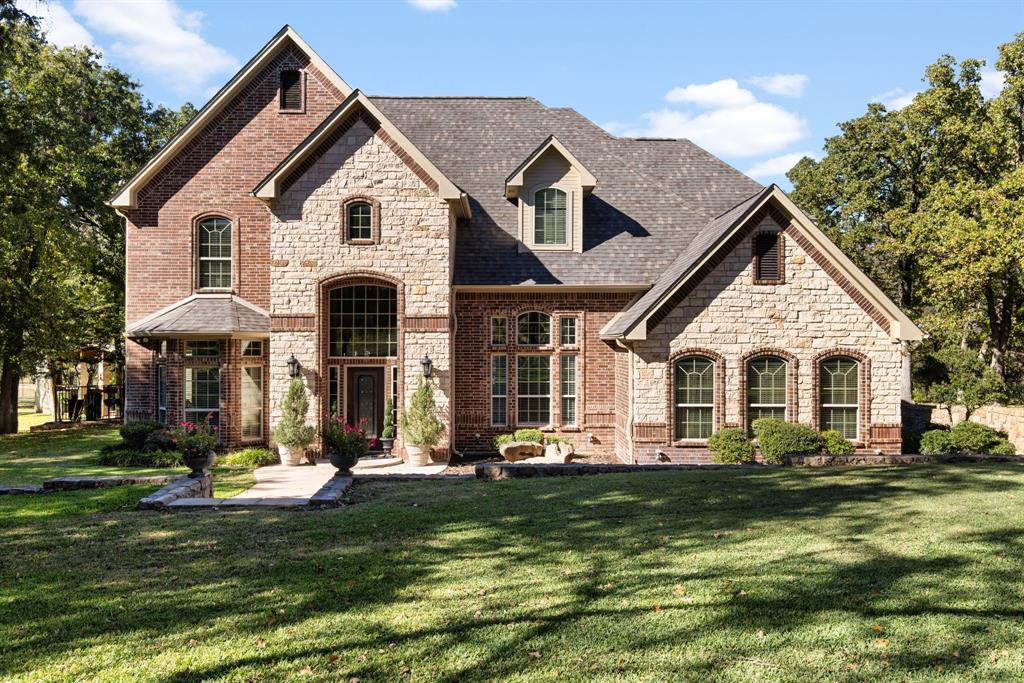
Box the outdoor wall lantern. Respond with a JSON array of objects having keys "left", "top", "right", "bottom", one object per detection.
[
  {"left": 287, "top": 354, "right": 301, "bottom": 378},
  {"left": 420, "top": 354, "right": 433, "bottom": 378}
]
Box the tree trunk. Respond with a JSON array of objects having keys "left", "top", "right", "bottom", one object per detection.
[
  {"left": 897, "top": 255, "right": 915, "bottom": 310},
  {"left": 0, "top": 356, "right": 20, "bottom": 434},
  {"left": 983, "top": 271, "right": 1019, "bottom": 379}
]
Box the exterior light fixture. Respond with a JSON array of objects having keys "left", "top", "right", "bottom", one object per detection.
[
  {"left": 421, "top": 354, "right": 433, "bottom": 378},
  {"left": 287, "top": 354, "right": 300, "bottom": 378}
]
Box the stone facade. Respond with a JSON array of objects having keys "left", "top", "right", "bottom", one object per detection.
[
  {"left": 628, "top": 214, "right": 903, "bottom": 462},
  {"left": 269, "top": 118, "right": 452, "bottom": 456}
]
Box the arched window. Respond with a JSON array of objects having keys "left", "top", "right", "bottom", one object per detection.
[
  {"left": 747, "top": 356, "right": 787, "bottom": 428},
  {"left": 674, "top": 357, "right": 714, "bottom": 439},
  {"left": 328, "top": 284, "right": 397, "bottom": 357},
  {"left": 516, "top": 312, "right": 551, "bottom": 346},
  {"left": 347, "top": 202, "right": 373, "bottom": 241},
  {"left": 197, "top": 217, "right": 231, "bottom": 289},
  {"left": 820, "top": 357, "right": 859, "bottom": 439},
  {"left": 534, "top": 188, "right": 567, "bottom": 245}
]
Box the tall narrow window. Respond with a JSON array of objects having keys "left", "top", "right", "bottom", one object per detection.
[
  {"left": 241, "top": 366, "right": 263, "bottom": 440},
  {"left": 329, "top": 284, "right": 398, "bottom": 357},
  {"left": 491, "top": 317, "right": 507, "bottom": 346},
  {"left": 754, "top": 232, "right": 782, "bottom": 283},
  {"left": 674, "top": 357, "right": 714, "bottom": 439},
  {"left": 184, "top": 367, "right": 220, "bottom": 428},
  {"left": 347, "top": 202, "right": 373, "bottom": 241},
  {"left": 534, "top": 188, "right": 567, "bottom": 245},
  {"left": 747, "top": 356, "right": 787, "bottom": 429},
  {"left": 156, "top": 365, "right": 167, "bottom": 425},
  {"left": 491, "top": 355, "right": 507, "bottom": 426},
  {"left": 560, "top": 317, "right": 577, "bottom": 346},
  {"left": 820, "top": 357, "right": 859, "bottom": 439},
  {"left": 280, "top": 69, "right": 303, "bottom": 110},
  {"left": 516, "top": 312, "right": 551, "bottom": 345},
  {"left": 516, "top": 355, "right": 550, "bottom": 425},
  {"left": 328, "top": 366, "right": 340, "bottom": 418},
  {"left": 197, "top": 217, "right": 231, "bottom": 289},
  {"left": 391, "top": 366, "right": 398, "bottom": 426},
  {"left": 561, "top": 356, "right": 577, "bottom": 427}
]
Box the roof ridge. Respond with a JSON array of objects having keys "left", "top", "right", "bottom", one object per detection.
[{"left": 368, "top": 96, "right": 537, "bottom": 100}]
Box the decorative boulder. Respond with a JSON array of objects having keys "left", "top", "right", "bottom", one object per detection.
[
  {"left": 543, "top": 442, "right": 575, "bottom": 463},
  {"left": 499, "top": 441, "right": 544, "bottom": 462}
]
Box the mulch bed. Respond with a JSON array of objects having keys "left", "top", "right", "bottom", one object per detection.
[{"left": 444, "top": 451, "right": 622, "bottom": 475}]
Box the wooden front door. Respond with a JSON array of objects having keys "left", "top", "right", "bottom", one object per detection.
[{"left": 347, "top": 367, "right": 385, "bottom": 439}]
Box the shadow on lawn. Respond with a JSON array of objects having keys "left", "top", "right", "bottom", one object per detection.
[{"left": 1, "top": 464, "right": 1022, "bottom": 680}]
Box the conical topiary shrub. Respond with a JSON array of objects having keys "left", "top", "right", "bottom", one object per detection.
[
  {"left": 274, "top": 378, "right": 316, "bottom": 465},
  {"left": 399, "top": 377, "right": 443, "bottom": 465}
]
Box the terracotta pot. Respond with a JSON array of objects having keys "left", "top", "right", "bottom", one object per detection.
[
  {"left": 405, "top": 444, "right": 430, "bottom": 467},
  {"left": 278, "top": 444, "right": 306, "bottom": 466},
  {"left": 183, "top": 450, "right": 215, "bottom": 477},
  {"left": 327, "top": 449, "right": 360, "bottom": 473}
]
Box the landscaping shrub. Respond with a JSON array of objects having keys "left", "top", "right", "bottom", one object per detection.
[
  {"left": 221, "top": 448, "right": 278, "bottom": 468},
  {"left": 142, "top": 429, "right": 176, "bottom": 453},
  {"left": 493, "top": 428, "right": 546, "bottom": 451},
  {"left": 119, "top": 420, "right": 163, "bottom": 450},
  {"left": 920, "top": 428, "right": 954, "bottom": 455},
  {"left": 707, "top": 428, "right": 754, "bottom": 463},
  {"left": 97, "top": 447, "right": 182, "bottom": 468},
  {"left": 921, "top": 421, "right": 1016, "bottom": 455},
  {"left": 752, "top": 418, "right": 823, "bottom": 464},
  {"left": 821, "top": 430, "right": 855, "bottom": 456}
]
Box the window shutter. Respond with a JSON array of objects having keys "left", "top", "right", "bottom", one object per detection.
[
  {"left": 755, "top": 233, "right": 781, "bottom": 281},
  {"left": 280, "top": 70, "right": 302, "bottom": 110}
]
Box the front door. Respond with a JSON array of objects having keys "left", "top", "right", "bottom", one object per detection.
[{"left": 347, "top": 367, "right": 385, "bottom": 440}]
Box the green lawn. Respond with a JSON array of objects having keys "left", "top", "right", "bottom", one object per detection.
[
  {"left": 16, "top": 408, "right": 53, "bottom": 433},
  {"left": 1, "top": 466, "right": 1023, "bottom": 681}
]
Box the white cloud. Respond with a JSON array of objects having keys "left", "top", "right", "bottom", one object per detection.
[
  {"left": 744, "top": 151, "right": 817, "bottom": 179},
  {"left": 980, "top": 68, "right": 1005, "bottom": 99},
  {"left": 72, "top": 0, "right": 238, "bottom": 95},
  {"left": 16, "top": 0, "right": 96, "bottom": 49},
  {"left": 748, "top": 73, "right": 808, "bottom": 97},
  {"left": 665, "top": 79, "right": 756, "bottom": 108},
  {"left": 872, "top": 87, "right": 918, "bottom": 111},
  {"left": 408, "top": 0, "right": 457, "bottom": 10}
]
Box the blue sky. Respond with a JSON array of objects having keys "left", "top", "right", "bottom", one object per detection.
[{"left": 18, "top": 0, "right": 1021, "bottom": 187}]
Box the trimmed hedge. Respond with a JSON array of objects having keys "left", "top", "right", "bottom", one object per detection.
[
  {"left": 119, "top": 420, "right": 163, "bottom": 450},
  {"left": 97, "top": 447, "right": 183, "bottom": 468},
  {"left": 920, "top": 422, "right": 1016, "bottom": 456},
  {"left": 493, "top": 428, "right": 546, "bottom": 451},
  {"left": 142, "top": 429, "right": 177, "bottom": 453},
  {"left": 752, "top": 418, "right": 823, "bottom": 464},
  {"left": 821, "top": 430, "right": 855, "bottom": 456},
  {"left": 707, "top": 428, "right": 754, "bottom": 464},
  {"left": 221, "top": 448, "right": 279, "bottom": 468}
]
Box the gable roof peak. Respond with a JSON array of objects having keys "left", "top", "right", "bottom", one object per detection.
[{"left": 504, "top": 135, "right": 597, "bottom": 199}]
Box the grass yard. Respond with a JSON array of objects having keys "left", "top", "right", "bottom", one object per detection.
[
  {"left": 1, "top": 465, "right": 1023, "bottom": 681},
  {"left": 16, "top": 408, "right": 53, "bottom": 433}
]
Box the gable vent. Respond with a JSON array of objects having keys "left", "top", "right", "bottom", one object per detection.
[
  {"left": 754, "top": 232, "right": 782, "bottom": 282},
  {"left": 280, "top": 70, "right": 302, "bottom": 111}
]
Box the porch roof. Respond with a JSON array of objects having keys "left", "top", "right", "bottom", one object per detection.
[{"left": 126, "top": 294, "right": 270, "bottom": 339}]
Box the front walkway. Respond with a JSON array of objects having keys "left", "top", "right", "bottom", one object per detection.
[{"left": 231, "top": 456, "right": 449, "bottom": 499}]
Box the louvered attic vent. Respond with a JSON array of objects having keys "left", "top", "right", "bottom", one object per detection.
[
  {"left": 280, "top": 70, "right": 302, "bottom": 111},
  {"left": 754, "top": 232, "right": 782, "bottom": 282}
]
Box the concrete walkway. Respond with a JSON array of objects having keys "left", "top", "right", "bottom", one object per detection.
[
  {"left": 233, "top": 461, "right": 337, "bottom": 498},
  {"left": 352, "top": 456, "right": 448, "bottom": 477}
]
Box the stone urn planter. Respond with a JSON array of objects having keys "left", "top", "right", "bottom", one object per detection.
[
  {"left": 183, "top": 450, "right": 216, "bottom": 477},
  {"left": 327, "top": 449, "right": 360, "bottom": 474},
  {"left": 278, "top": 445, "right": 305, "bottom": 467},
  {"left": 379, "top": 437, "right": 395, "bottom": 455},
  {"left": 405, "top": 444, "right": 430, "bottom": 467}
]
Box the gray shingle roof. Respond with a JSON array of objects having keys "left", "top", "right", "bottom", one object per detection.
[
  {"left": 600, "top": 187, "right": 772, "bottom": 338},
  {"left": 369, "top": 97, "right": 762, "bottom": 286},
  {"left": 126, "top": 295, "right": 269, "bottom": 338}
]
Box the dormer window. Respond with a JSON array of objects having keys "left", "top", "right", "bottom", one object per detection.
[
  {"left": 279, "top": 69, "right": 303, "bottom": 111},
  {"left": 534, "top": 189, "right": 567, "bottom": 245}
]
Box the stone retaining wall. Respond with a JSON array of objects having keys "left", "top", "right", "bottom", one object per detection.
[
  {"left": 929, "top": 404, "right": 1024, "bottom": 454},
  {"left": 137, "top": 474, "right": 213, "bottom": 509}
]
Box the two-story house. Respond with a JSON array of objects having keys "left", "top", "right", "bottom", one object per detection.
[{"left": 112, "top": 26, "right": 921, "bottom": 464}]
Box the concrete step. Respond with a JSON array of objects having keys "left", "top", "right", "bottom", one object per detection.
[{"left": 353, "top": 456, "right": 403, "bottom": 470}]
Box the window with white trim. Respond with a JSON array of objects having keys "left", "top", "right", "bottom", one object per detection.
[
  {"left": 241, "top": 366, "right": 263, "bottom": 440},
  {"left": 241, "top": 340, "right": 263, "bottom": 357},
  {"left": 156, "top": 365, "right": 167, "bottom": 425},
  {"left": 491, "top": 355, "right": 507, "bottom": 426},
  {"left": 516, "top": 312, "right": 551, "bottom": 346},
  {"left": 516, "top": 355, "right": 550, "bottom": 425},
  {"left": 491, "top": 317, "right": 507, "bottom": 346},
  {"left": 197, "top": 217, "right": 231, "bottom": 289},
  {"left": 747, "top": 356, "right": 787, "bottom": 430},
  {"left": 820, "top": 357, "right": 859, "bottom": 439},
  {"left": 184, "top": 366, "right": 220, "bottom": 428},
  {"left": 674, "top": 356, "right": 714, "bottom": 439},
  {"left": 560, "top": 355, "right": 577, "bottom": 427},
  {"left": 560, "top": 317, "right": 577, "bottom": 346},
  {"left": 534, "top": 188, "right": 567, "bottom": 245},
  {"left": 185, "top": 340, "right": 220, "bottom": 357}
]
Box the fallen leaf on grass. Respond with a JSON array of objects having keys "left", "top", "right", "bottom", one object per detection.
[
  {"left": 528, "top": 651, "right": 542, "bottom": 658},
  {"left": 674, "top": 584, "right": 686, "bottom": 596},
  {"left": 256, "top": 640, "right": 267, "bottom": 650},
  {"left": 873, "top": 639, "right": 888, "bottom": 649},
  {"left": 871, "top": 624, "right": 884, "bottom": 634}
]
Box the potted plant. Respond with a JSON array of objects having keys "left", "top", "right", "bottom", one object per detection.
[
  {"left": 399, "top": 378, "right": 444, "bottom": 467},
  {"left": 170, "top": 416, "right": 218, "bottom": 477},
  {"left": 322, "top": 416, "right": 369, "bottom": 473},
  {"left": 275, "top": 378, "right": 316, "bottom": 466},
  {"left": 380, "top": 397, "right": 396, "bottom": 454}
]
